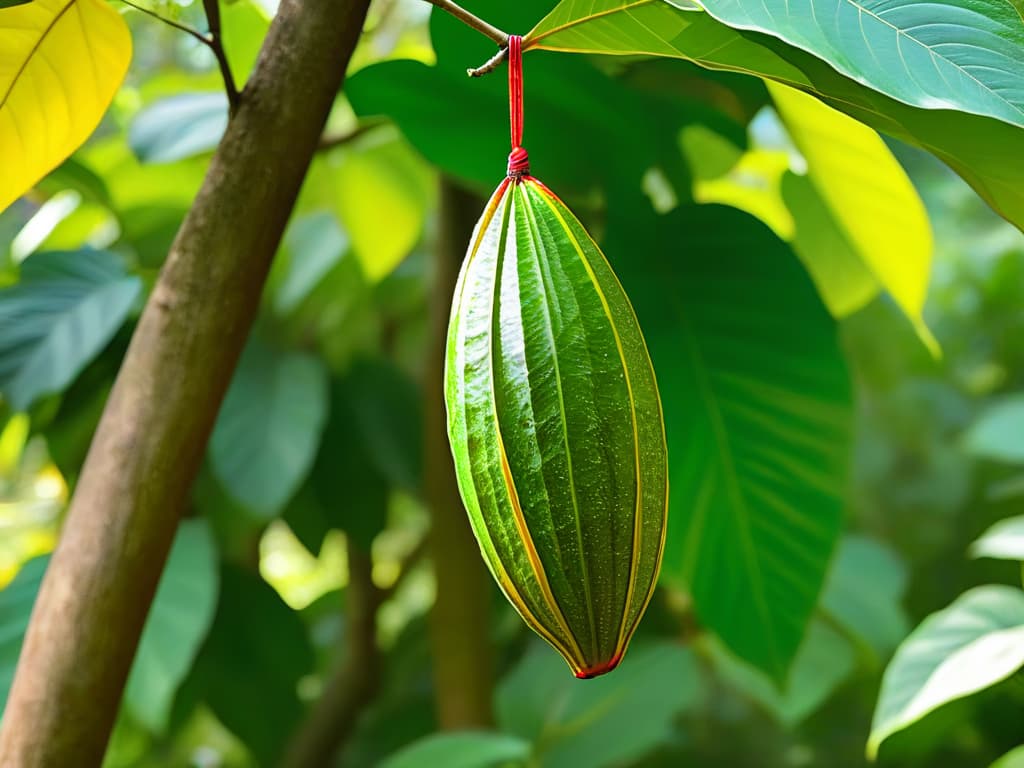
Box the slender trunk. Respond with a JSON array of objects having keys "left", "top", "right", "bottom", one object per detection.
[
  {"left": 425, "top": 179, "right": 495, "bottom": 729},
  {"left": 0, "top": 1, "right": 372, "bottom": 764},
  {"left": 280, "top": 540, "right": 381, "bottom": 768}
]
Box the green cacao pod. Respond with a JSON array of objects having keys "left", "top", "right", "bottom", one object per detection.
[{"left": 444, "top": 173, "right": 668, "bottom": 678}]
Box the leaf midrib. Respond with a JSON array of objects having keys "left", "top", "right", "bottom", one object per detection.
[{"left": 0, "top": 0, "right": 77, "bottom": 111}]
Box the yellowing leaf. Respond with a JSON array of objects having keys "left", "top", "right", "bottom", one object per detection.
[
  {"left": 333, "top": 138, "right": 433, "bottom": 283},
  {"left": 694, "top": 149, "right": 795, "bottom": 240},
  {"left": 0, "top": 0, "right": 131, "bottom": 214},
  {"left": 767, "top": 82, "right": 937, "bottom": 354}
]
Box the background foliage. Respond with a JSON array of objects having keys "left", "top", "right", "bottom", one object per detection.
[{"left": 1, "top": 0, "right": 1023, "bottom": 766}]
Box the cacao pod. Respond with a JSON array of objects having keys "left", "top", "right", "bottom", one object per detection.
[{"left": 444, "top": 170, "right": 668, "bottom": 678}]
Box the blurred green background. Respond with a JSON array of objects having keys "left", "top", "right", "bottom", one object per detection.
[{"left": 2, "top": 1, "right": 1024, "bottom": 766}]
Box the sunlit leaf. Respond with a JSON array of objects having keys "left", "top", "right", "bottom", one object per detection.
[
  {"left": 992, "top": 746, "right": 1024, "bottom": 768},
  {"left": 0, "top": 250, "right": 141, "bottom": 411},
  {"left": 617, "top": 204, "right": 852, "bottom": 680},
  {"left": 210, "top": 337, "right": 330, "bottom": 518},
  {"left": 123, "top": 519, "right": 218, "bottom": 734},
  {"left": 0, "top": 0, "right": 132, "bottom": 213},
  {"left": 869, "top": 586, "right": 1024, "bottom": 758},
  {"left": 970, "top": 516, "right": 1024, "bottom": 562},
  {"left": 768, "top": 83, "right": 936, "bottom": 352},
  {"left": 524, "top": 1, "right": 1024, "bottom": 233}
]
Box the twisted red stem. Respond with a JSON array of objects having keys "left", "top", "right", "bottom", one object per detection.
[{"left": 507, "top": 36, "right": 530, "bottom": 177}]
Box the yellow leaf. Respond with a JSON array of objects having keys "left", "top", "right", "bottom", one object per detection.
[
  {"left": 695, "top": 149, "right": 796, "bottom": 240},
  {"left": 0, "top": 0, "right": 132, "bottom": 214},
  {"left": 767, "top": 82, "right": 937, "bottom": 355}
]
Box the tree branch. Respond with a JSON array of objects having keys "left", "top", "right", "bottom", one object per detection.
[
  {"left": 119, "top": 0, "right": 209, "bottom": 47},
  {"left": 467, "top": 45, "right": 508, "bottom": 78},
  {"left": 202, "top": 0, "right": 241, "bottom": 114},
  {"left": 420, "top": 0, "right": 508, "bottom": 46},
  {"left": 280, "top": 540, "right": 382, "bottom": 768},
  {"left": 425, "top": 179, "right": 495, "bottom": 729},
  {"left": 0, "top": 1, "right": 373, "bottom": 765}
]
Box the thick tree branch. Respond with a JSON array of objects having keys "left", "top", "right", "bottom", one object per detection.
[
  {"left": 425, "top": 180, "right": 495, "bottom": 729},
  {"left": 0, "top": 1, "right": 373, "bottom": 765},
  {"left": 280, "top": 540, "right": 382, "bottom": 768}
]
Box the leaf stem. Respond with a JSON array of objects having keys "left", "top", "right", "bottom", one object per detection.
[
  {"left": 419, "top": 0, "right": 510, "bottom": 77},
  {"left": 119, "top": 0, "right": 209, "bottom": 46}
]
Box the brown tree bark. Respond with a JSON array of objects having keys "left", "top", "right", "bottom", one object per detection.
[
  {"left": 424, "top": 179, "right": 496, "bottom": 729},
  {"left": 0, "top": 1, "right": 372, "bottom": 765}
]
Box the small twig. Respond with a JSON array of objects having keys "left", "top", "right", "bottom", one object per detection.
[
  {"left": 468, "top": 45, "right": 508, "bottom": 78},
  {"left": 419, "top": 0, "right": 511, "bottom": 77},
  {"left": 202, "top": 0, "right": 241, "bottom": 114},
  {"left": 118, "top": 0, "right": 210, "bottom": 47},
  {"left": 316, "top": 118, "right": 389, "bottom": 152}
]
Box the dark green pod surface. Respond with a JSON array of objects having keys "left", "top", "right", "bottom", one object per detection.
[{"left": 444, "top": 175, "right": 668, "bottom": 678}]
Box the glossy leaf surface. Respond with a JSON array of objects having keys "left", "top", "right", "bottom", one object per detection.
[
  {"left": 445, "top": 176, "right": 668, "bottom": 678},
  {"left": 524, "top": 0, "right": 1024, "bottom": 233}
]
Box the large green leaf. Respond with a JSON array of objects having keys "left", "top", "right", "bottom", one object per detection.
[
  {"left": 210, "top": 338, "right": 330, "bottom": 518},
  {"left": 496, "top": 641, "right": 701, "bottom": 768},
  {"left": 0, "top": 556, "right": 49, "bottom": 718},
  {"left": 694, "top": 0, "right": 1024, "bottom": 128},
  {"left": 381, "top": 733, "right": 531, "bottom": 768},
  {"left": 123, "top": 519, "right": 218, "bottom": 734},
  {"left": 970, "top": 516, "right": 1024, "bottom": 561},
  {"left": 0, "top": 250, "right": 141, "bottom": 411},
  {"left": 524, "top": 1, "right": 1024, "bottom": 232},
  {"left": 768, "top": 82, "right": 935, "bottom": 350},
  {"left": 869, "top": 586, "right": 1024, "bottom": 758},
  {"left": 616, "top": 204, "right": 852, "bottom": 680},
  {"left": 128, "top": 92, "right": 229, "bottom": 164}
]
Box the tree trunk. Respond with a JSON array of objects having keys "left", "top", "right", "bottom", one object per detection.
[
  {"left": 0, "top": 1, "right": 372, "bottom": 764},
  {"left": 425, "top": 179, "right": 495, "bottom": 729}
]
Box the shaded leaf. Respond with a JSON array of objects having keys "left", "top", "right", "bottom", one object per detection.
[
  {"left": 210, "top": 338, "right": 330, "bottom": 518},
  {"left": 381, "top": 732, "right": 531, "bottom": 768},
  {"left": 869, "top": 586, "right": 1024, "bottom": 758},
  {"left": 0, "top": 556, "right": 49, "bottom": 717},
  {"left": 618, "top": 204, "right": 852, "bottom": 680},
  {"left": 0, "top": 0, "right": 132, "bottom": 213},
  {"left": 128, "top": 92, "right": 229, "bottom": 164},
  {"left": 123, "top": 519, "right": 218, "bottom": 734},
  {"left": 496, "top": 641, "right": 701, "bottom": 768},
  {"left": 965, "top": 396, "right": 1024, "bottom": 464},
  {"left": 0, "top": 250, "right": 141, "bottom": 411}
]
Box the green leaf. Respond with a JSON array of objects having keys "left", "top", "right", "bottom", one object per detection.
[
  {"left": 0, "top": 0, "right": 32, "bottom": 8},
  {"left": 123, "top": 519, "right": 218, "bottom": 734},
  {"left": 868, "top": 585, "right": 1024, "bottom": 758},
  {"left": 0, "top": 250, "right": 141, "bottom": 411},
  {"left": 965, "top": 396, "right": 1024, "bottom": 464},
  {"left": 0, "top": 556, "right": 49, "bottom": 718},
  {"left": 970, "top": 516, "right": 1024, "bottom": 561},
  {"left": 705, "top": 619, "right": 856, "bottom": 725},
  {"left": 381, "top": 732, "right": 531, "bottom": 768},
  {"left": 210, "top": 338, "right": 330, "bottom": 518},
  {"left": 617, "top": 204, "right": 852, "bottom": 680},
  {"left": 269, "top": 212, "right": 348, "bottom": 316},
  {"left": 820, "top": 535, "right": 910, "bottom": 660},
  {"left": 496, "top": 642, "right": 701, "bottom": 768},
  {"left": 992, "top": 746, "right": 1024, "bottom": 768},
  {"left": 0, "top": 0, "right": 132, "bottom": 213},
  {"left": 694, "top": 0, "right": 1024, "bottom": 129},
  {"left": 768, "top": 82, "right": 936, "bottom": 352},
  {"left": 190, "top": 565, "right": 315, "bottom": 764},
  {"left": 524, "top": 1, "right": 1024, "bottom": 233},
  {"left": 128, "top": 92, "right": 228, "bottom": 164}
]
